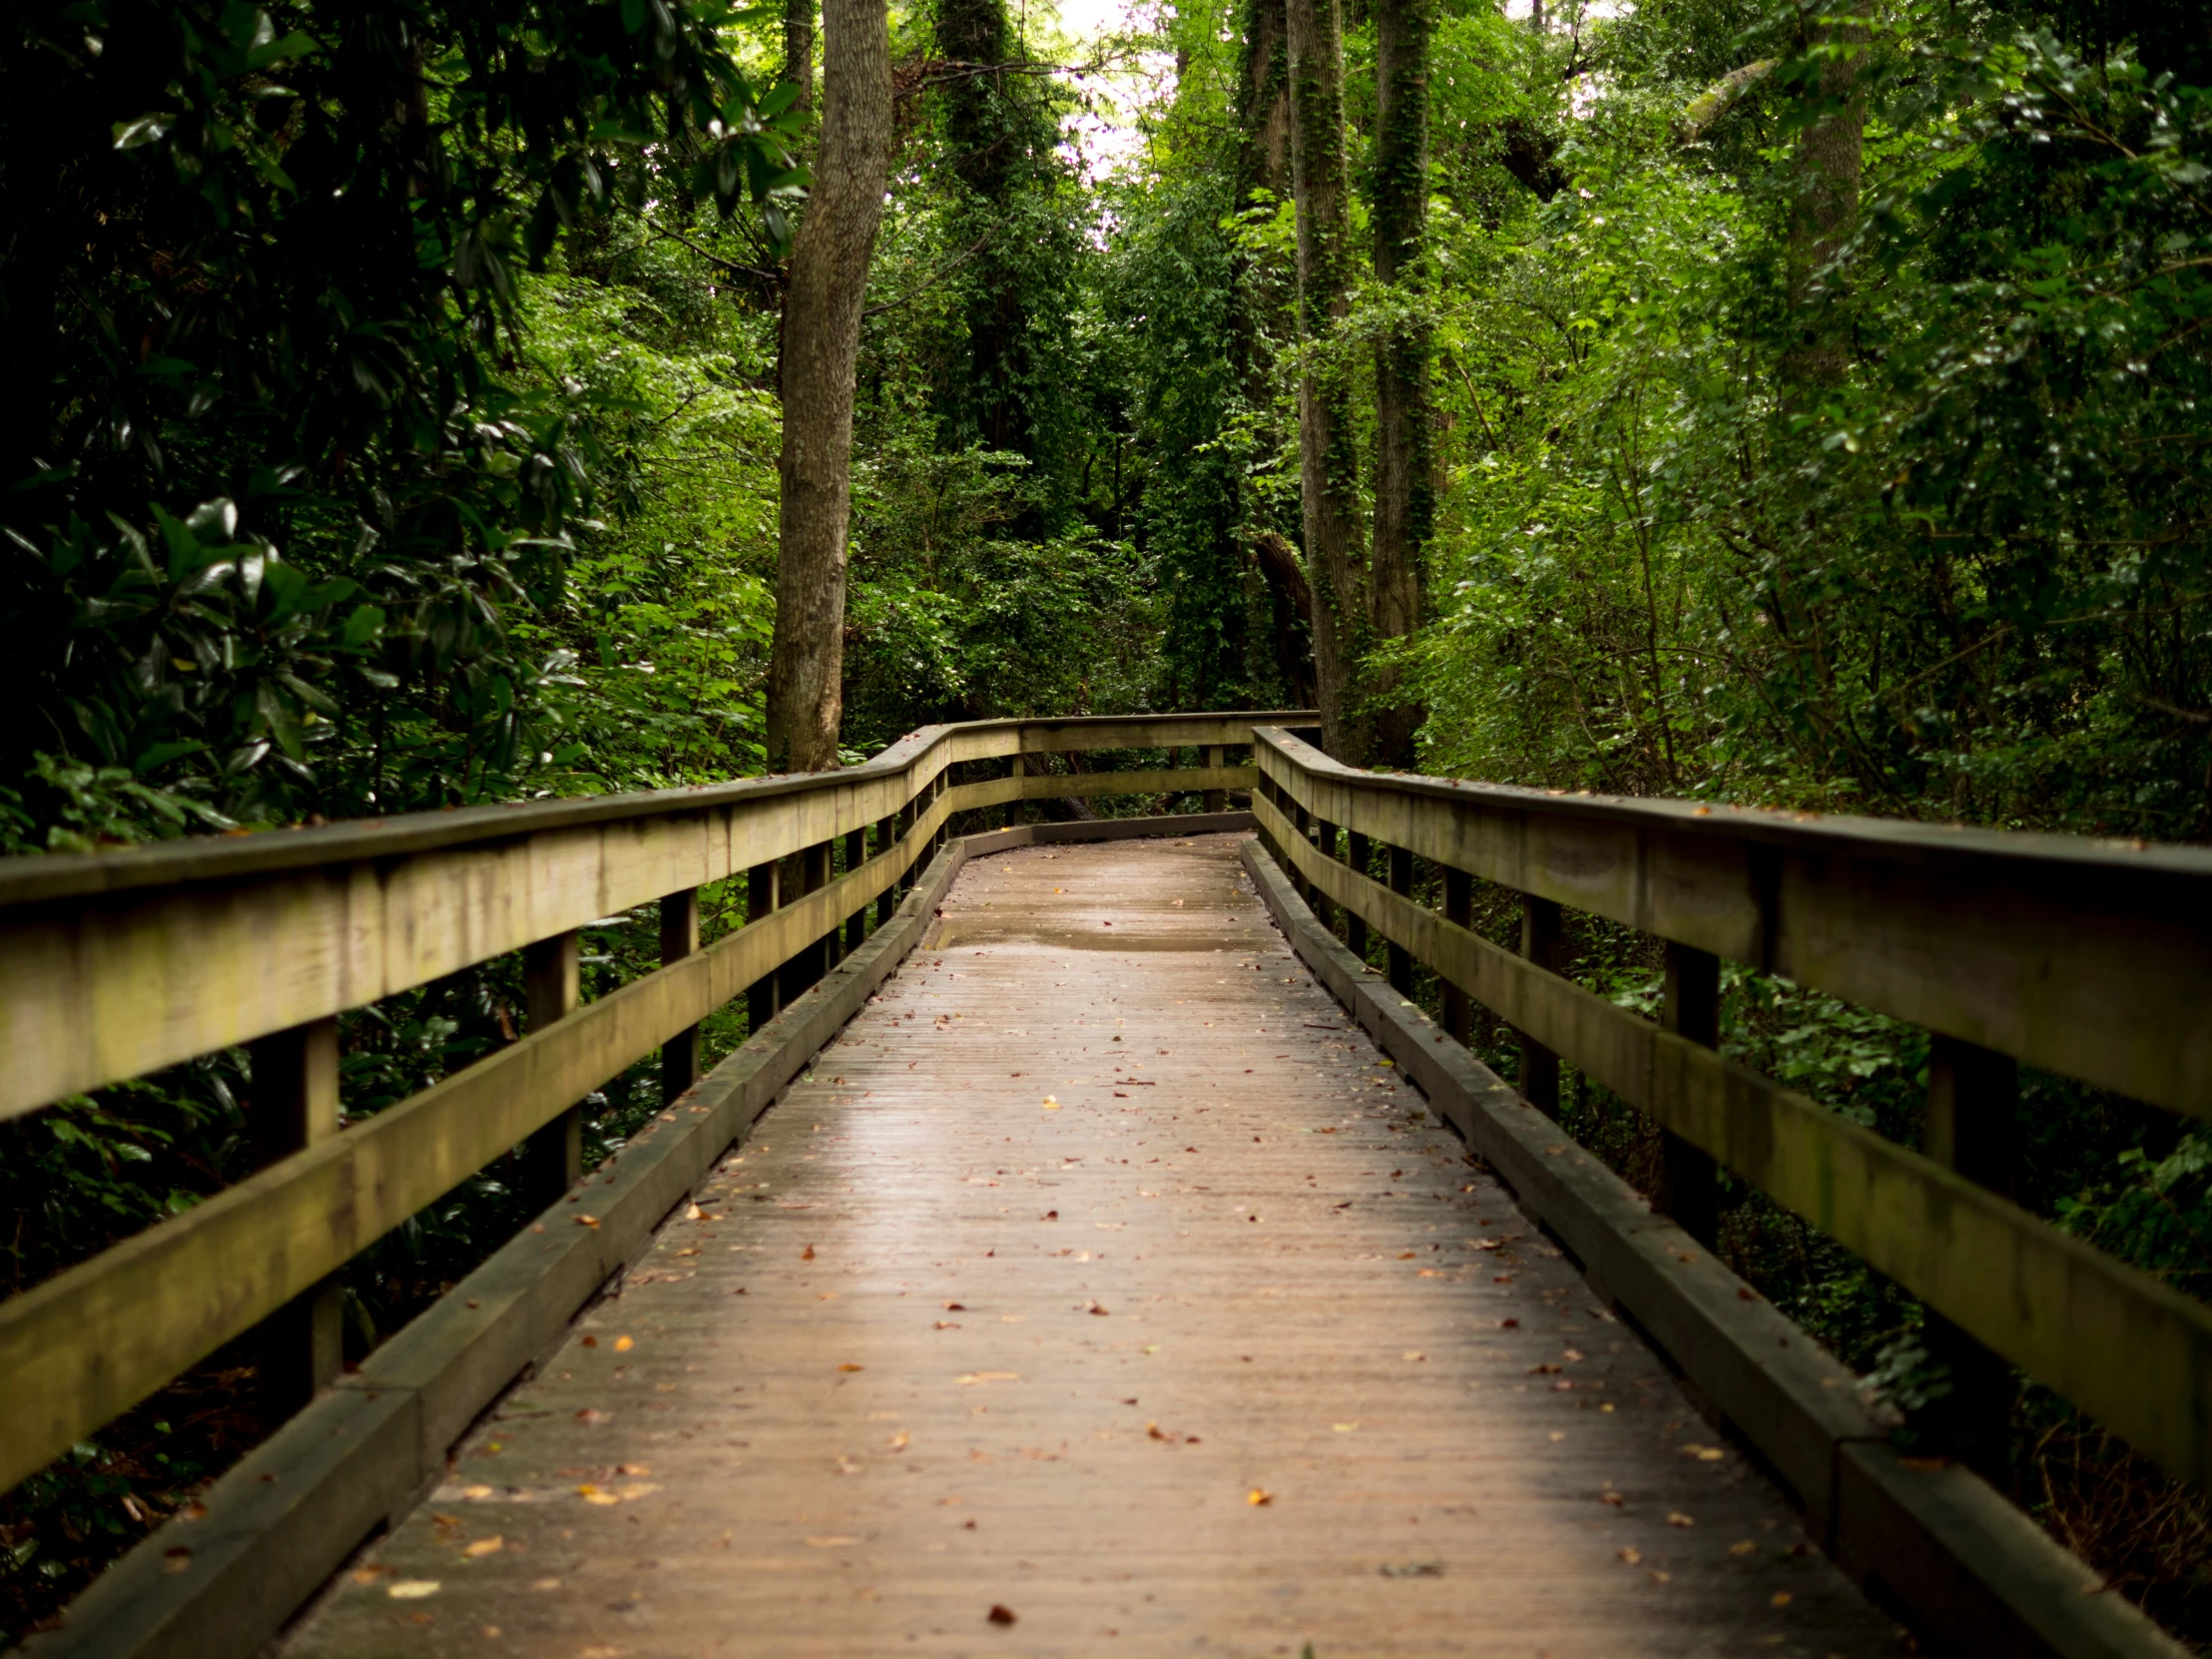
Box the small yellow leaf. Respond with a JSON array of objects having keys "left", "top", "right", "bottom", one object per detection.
[
  {"left": 463, "top": 1537, "right": 503, "bottom": 1558},
  {"left": 614, "top": 1336, "right": 635, "bottom": 1353},
  {"left": 1770, "top": 1591, "right": 1793, "bottom": 1608},
  {"left": 1247, "top": 1488, "right": 1273, "bottom": 1506},
  {"left": 386, "top": 1580, "right": 441, "bottom": 1599}
]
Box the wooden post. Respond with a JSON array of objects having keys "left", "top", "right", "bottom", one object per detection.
[
  {"left": 844, "top": 829, "right": 867, "bottom": 952},
  {"left": 246, "top": 1016, "right": 342, "bottom": 1423},
  {"left": 521, "top": 931, "right": 582, "bottom": 1204},
  {"left": 1386, "top": 844, "right": 1414, "bottom": 994},
  {"left": 1346, "top": 830, "right": 1371, "bottom": 959},
  {"left": 1291, "top": 801, "right": 1318, "bottom": 911},
  {"left": 1656, "top": 941, "right": 1720, "bottom": 1248},
  {"left": 1921, "top": 1035, "right": 2019, "bottom": 1471},
  {"left": 783, "top": 841, "right": 831, "bottom": 1005},
  {"left": 876, "top": 814, "right": 899, "bottom": 924},
  {"left": 746, "top": 859, "right": 780, "bottom": 1031},
  {"left": 1519, "top": 895, "right": 1563, "bottom": 1117},
  {"left": 1441, "top": 865, "right": 1470, "bottom": 1043},
  {"left": 1313, "top": 819, "right": 1339, "bottom": 931},
  {"left": 660, "top": 888, "right": 702, "bottom": 1102},
  {"left": 1204, "top": 745, "right": 1226, "bottom": 813},
  {"left": 823, "top": 836, "right": 844, "bottom": 971}
]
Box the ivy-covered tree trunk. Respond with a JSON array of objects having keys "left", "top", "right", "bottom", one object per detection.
[
  {"left": 1285, "top": 0, "right": 1367, "bottom": 762},
  {"left": 770, "top": 0, "right": 892, "bottom": 773},
  {"left": 1368, "top": 0, "right": 1432, "bottom": 769}
]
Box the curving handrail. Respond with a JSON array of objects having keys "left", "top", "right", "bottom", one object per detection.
[
  {"left": 1250, "top": 726, "right": 2212, "bottom": 1493},
  {"left": 0, "top": 711, "right": 1303, "bottom": 1496}
]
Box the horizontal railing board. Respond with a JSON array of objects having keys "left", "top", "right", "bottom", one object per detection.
[
  {"left": 1259, "top": 794, "right": 2212, "bottom": 1492},
  {"left": 0, "top": 725, "right": 1284, "bottom": 1119},
  {"left": 1256, "top": 729, "right": 2212, "bottom": 1120},
  {"left": 0, "top": 788, "right": 950, "bottom": 1493},
  {"left": 0, "top": 714, "right": 1299, "bottom": 906}
]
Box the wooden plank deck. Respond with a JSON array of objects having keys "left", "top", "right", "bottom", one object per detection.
[{"left": 282, "top": 832, "right": 1904, "bottom": 1659}]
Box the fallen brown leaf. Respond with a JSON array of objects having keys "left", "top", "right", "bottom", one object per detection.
[{"left": 987, "top": 1604, "right": 1018, "bottom": 1625}]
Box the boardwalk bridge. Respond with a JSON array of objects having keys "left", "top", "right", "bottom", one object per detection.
[{"left": 3, "top": 713, "right": 2208, "bottom": 1657}]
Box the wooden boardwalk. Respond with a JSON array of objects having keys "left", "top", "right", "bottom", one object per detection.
[{"left": 283, "top": 833, "right": 1903, "bottom": 1659}]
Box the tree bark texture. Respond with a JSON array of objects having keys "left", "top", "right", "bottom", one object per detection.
[
  {"left": 1238, "top": 0, "right": 1293, "bottom": 205},
  {"left": 770, "top": 0, "right": 892, "bottom": 774},
  {"left": 1783, "top": 0, "right": 1865, "bottom": 392},
  {"left": 1368, "top": 0, "right": 1433, "bottom": 769},
  {"left": 785, "top": 0, "right": 817, "bottom": 112},
  {"left": 1285, "top": 0, "right": 1367, "bottom": 763}
]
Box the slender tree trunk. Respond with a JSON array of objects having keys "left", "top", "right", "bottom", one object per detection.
[
  {"left": 785, "top": 0, "right": 817, "bottom": 112},
  {"left": 1369, "top": 0, "right": 1432, "bottom": 769},
  {"left": 1285, "top": 0, "right": 1367, "bottom": 762},
  {"left": 1782, "top": 0, "right": 1866, "bottom": 393},
  {"left": 769, "top": 0, "right": 891, "bottom": 773}
]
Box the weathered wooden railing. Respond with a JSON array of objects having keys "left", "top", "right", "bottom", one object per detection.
[
  {"left": 0, "top": 712, "right": 1294, "bottom": 1503},
  {"left": 1250, "top": 725, "right": 2212, "bottom": 1489}
]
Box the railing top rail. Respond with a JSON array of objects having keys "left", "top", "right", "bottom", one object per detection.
[
  {"left": 0, "top": 712, "right": 1308, "bottom": 909},
  {"left": 1255, "top": 727, "right": 2212, "bottom": 1118},
  {"left": 1253, "top": 727, "right": 2212, "bottom": 886}
]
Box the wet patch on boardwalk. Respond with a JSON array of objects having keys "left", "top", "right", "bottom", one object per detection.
[{"left": 283, "top": 833, "right": 1904, "bottom": 1658}]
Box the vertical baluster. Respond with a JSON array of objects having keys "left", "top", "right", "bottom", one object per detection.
[
  {"left": 1441, "top": 865, "right": 1471, "bottom": 1043},
  {"left": 1519, "top": 896, "right": 1563, "bottom": 1117},
  {"left": 660, "top": 887, "right": 702, "bottom": 1102},
  {"left": 1204, "top": 745, "right": 1226, "bottom": 813},
  {"left": 783, "top": 840, "right": 831, "bottom": 1004},
  {"left": 1346, "top": 830, "right": 1371, "bottom": 959},
  {"left": 1386, "top": 844, "right": 1414, "bottom": 994},
  {"left": 746, "top": 859, "right": 781, "bottom": 1031},
  {"left": 521, "top": 931, "right": 583, "bottom": 1204},
  {"left": 823, "top": 837, "right": 844, "bottom": 971},
  {"left": 246, "top": 1016, "right": 343, "bottom": 1422},
  {"left": 1290, "top": 799, "right": 1316, "bottom": 910},
  {"left": 1656, "top": 942, "right": 1720, "bottom": 1247},
  {"left": 1921, "top": 1035, "right": 2019, "bottom": 1471},
  {"left": 843, "top": 829, "right": 868, "bottom": 950},
  {"left": 1313, "top": 819, "right": 1339, "bottom": 931},
  {"left": 876, "top": 814, "right": 900, "bottom": 923}
]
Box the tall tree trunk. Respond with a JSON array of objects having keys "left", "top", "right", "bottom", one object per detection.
[
  {"left": 1285, "top": 0, "right": 1367, "bottom": 762},
  {"left": 785, "top": 0, "right": 816, "bottom": 112},
  {"left": 1238, "top": 0, "right": 1293, "bottom": 204},
  {"left": 768, "top": 0, "right": 891, "bottom": 774},
  {"left": 1782, "top": 0, "right": 1865, "bottom": 393},
  {"left": 1369, "top": 0, "right": 1432, "bottom": 769}
]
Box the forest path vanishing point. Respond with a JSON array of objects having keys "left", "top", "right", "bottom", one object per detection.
[{"left": 281, "top": 834, "right": 1904, "bottom": 1658}]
